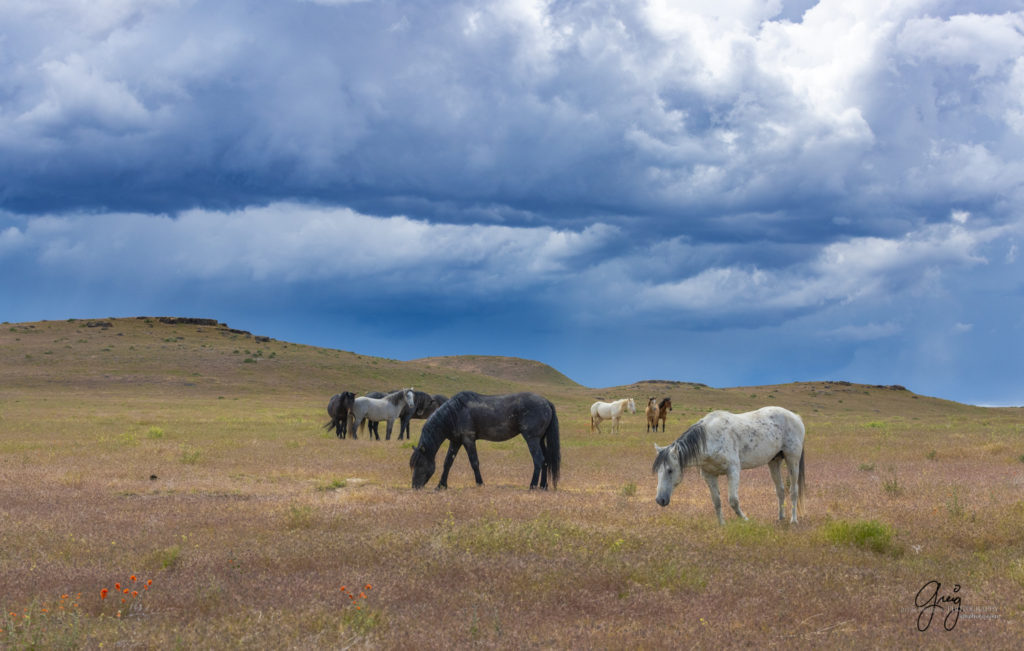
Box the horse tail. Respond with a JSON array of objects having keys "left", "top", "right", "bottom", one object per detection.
[
  {"left": 346, "top": 411, "right": 358, "bottom": 440},
  {"left": 589, "top": 414, "right": 595, "bottom": 434},
  {"left": 545, "top": 401, "right": 561, "bottom": 490}
]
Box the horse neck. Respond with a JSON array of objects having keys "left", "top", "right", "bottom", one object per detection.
[{"left": 416, "top": 419, "right": 445, "bottom": 458}]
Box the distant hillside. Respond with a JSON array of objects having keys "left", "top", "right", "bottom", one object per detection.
[
  {"left": 2, "top": 317, "right": 1011, "bottom": 421},
  {"left": 413, "top": 355, "right": 581, "bottom": 389}
]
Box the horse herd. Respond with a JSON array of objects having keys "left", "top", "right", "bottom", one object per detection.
[{"left": 324, "top": 389, "right": 806, "bottom": 524}]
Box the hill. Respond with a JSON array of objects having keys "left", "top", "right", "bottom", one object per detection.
[{"left": 1, "top": 317, "right": 1022, "bottom": 648}]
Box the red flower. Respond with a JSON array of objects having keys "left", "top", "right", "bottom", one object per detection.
[
  {"left": 364, "top": 584, "right": 372, "bottom": 590},
  {"left": 130, "top": 575, "right": 137, "bottom": 582},
  {"left": 100, "top": 589, "right": 108, "bottom": 600},
  {"left": 114, "top": 583, "right": 121, "bottom": 590}
]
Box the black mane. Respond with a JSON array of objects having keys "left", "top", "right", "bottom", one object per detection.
[
  {"left": 652, "top": 422, "right": 706, "bottom": 473},
  {"left": 411, "top": 391, "right": 475, "bottom": 463}
]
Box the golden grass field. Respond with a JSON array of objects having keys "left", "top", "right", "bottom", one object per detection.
[{"left": 1, "top": 317, "right": 1022, "bottom": 648}]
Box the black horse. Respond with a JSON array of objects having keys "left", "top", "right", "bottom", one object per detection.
[
  {"left": 410, "top": 391, "right": 560, "bottom": 490},
  {"left": 324, "top": 391, "right": 356, "bottom": 438},
  {"left": 365, "top": 391, "right": 448, "bottom": 440}
]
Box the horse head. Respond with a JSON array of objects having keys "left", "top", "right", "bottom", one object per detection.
[
  {"left": 409, "top": 446, "right": 435, "bottom": 489},
  {"left": 652, "top": 442, "right": 685, "bottom": 507},
  {"left": 652, "top": 442, "right": 684, "bottom": 506},
  {"left": 627, "top": 398, "right": 636, "bottom": 414},
  {"left": 403, "top": 388, "right": 415, "bottom": 409}
]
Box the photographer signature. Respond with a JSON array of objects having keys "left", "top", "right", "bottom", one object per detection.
[{"left": 915, "top": 580, "right": 961, "bottom": 631}]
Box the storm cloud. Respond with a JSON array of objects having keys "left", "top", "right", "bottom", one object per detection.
[{"left": 2, "top": 0, "right": 1023, "bottom": 404}]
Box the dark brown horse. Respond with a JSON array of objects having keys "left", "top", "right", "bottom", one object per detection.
[{"left": 657, "top": 397, "right": 673, "bottom": 432}]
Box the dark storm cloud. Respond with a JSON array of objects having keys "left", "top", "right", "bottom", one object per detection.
[{"left": 2, "top": 0, "right": 1024, "bottom": 404}]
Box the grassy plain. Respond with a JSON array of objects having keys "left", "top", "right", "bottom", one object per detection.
[{"left": 0, "top": 317, "right": 1022, "bottom": 648}]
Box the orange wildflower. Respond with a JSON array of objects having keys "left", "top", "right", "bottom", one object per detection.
[
  {"left": 146, "top": 580, "right": 153, "bottom": 586},
  {"left": 364, "top": 584, "right": 372, "bottom": 590},
  {"left": 359, "top": 592, "right": 367, "bottom": 599},
  {"left": 123, "top": 588, "right": 129, "bottom": 594},
  {"left": 114, "top": 583, "right": 121, "bottom": 590},
  {"left": 130, "top": 575, "right": 137, "bottom": 582},
  {"left": 100, "top": 589, "right": 108, "bottom": 600},
  {"left": 132, "top": 591, "right": 138, "bottom": 598},
  {"left": 340, "top": 586, "right": 347, "bottom": 592}
]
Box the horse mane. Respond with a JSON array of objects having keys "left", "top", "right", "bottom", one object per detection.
[
  {"left": 652, "top": 422, "right": 706, "bottom": 473},
  {"left": 658, "top": 397, "right": 672, "bottom": 409},
  {"left": 410, "top": 391, "right": 475, "bottom": 465}
]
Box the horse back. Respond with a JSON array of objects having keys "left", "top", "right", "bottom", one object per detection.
[
  {"left": 703, "top": 407, "right": 804, "bottom": 469},
  {"left": 460, "top": 392, "right": 554, "bottom": 441}
]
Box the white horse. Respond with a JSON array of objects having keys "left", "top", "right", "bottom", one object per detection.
[
  {"left": 348, "top": 388, "right": 415, "bottom": 440},
  {"left": 589, "top": 397, "right": 636, "bottom": 435},
  {"left": 652, "top": 406, "right": 806, "bottom": 524}
]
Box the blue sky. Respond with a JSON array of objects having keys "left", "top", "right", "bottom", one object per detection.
[{"left": 2, "top": 0, "right": 1023, "bottom": 406}]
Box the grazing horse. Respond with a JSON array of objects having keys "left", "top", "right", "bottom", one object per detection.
[
  {"left": 645, "top": 397, "right": 659, "bottom": 433},
  {"left": 348, "top": 389, "right": 415, "bottom": 441},
  {"left": 324, "top": 391, "right": 355, "bottom": 438},
  {"left": 657, "top": 397, "right": 673, "bottom": 432},
  {"left": 410, "top": 391, "right": 560, "bottom": 490},
  {"left": 652, "top": 406, "right": 806, "bottom": 524},
  {"left": 590, "top": 398, "right": 636, "bottom": 434}
]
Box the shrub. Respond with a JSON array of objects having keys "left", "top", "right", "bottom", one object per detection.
[
  {"left": 821, "top": 519, "right": 899, "bottom": 555},
  {"left": 179, "top": 444, "right": 202, "bottom": 465},
  {"left": 620, "top": 482, "right": 636, "bottom": 497}
]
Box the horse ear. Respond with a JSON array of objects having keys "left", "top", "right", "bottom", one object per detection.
[{"left": 654, "top": 443, "right": 665, "bottom": 452}]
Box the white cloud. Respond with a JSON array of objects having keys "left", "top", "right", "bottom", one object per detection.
[
  {"left": 636, "top": 220, "right": 1003, "bottom": 314},
  {"left": 2, "top": 204, "right": 618, "bottom": 292}
]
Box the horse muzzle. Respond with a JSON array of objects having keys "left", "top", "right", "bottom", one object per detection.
[{"left": 655, "top": 495, "right": 670, "bottom": 507}]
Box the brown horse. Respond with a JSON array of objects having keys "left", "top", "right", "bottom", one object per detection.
[
  {"left": 657, "top": 397, "right": 673, "bottom": 432},
  {"left": 644, "top": 397, "right": 659, "bottom": 433}
]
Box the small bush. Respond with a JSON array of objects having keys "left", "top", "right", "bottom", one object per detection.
[
  {"left": 858, "top": 463, "right": 875, "bottom": 472},
  {"left": 620, "top": 482, "right": 636, "bottom": 497},
  {"left": 179, "top": 444, "right": 202, "bottom": 465},
  {"left": 285, "top": 505, "right": 315, "bottom": 530},
  {"left": 317, "top": 478, "right": 347, "bottom": 492},
  {"left": 147, "top": 426, "right": 165, "bottom": 439},
  {"left": 821, "top": 519, "right": 899, "bottom": 555},
  {"left": 146, "top": 545, "right": 182, "bottom": 570},
  {"left": 883, "top": 467, "right": 902, "bottom": 497}
]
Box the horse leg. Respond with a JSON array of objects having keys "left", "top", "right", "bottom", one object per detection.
[
  {"left": 538, "top": 437, "right": 549, "bottom": 489},
  {"left": 463, "top": 439, "right": 484, "bottom": 486},
  {"left": 768, "top": 456, "right": 786, "bottom": 521},
  {"left": 385, "top": 417, "right": 394, "bottom": 441},
  {"left": 437, "top": 440, "right": 462, "bottom": 490},
  {"left": 525, "top": 437, "right": 547, "bottom": 489},
  {"left": 399, "top": 414, "right": 411, "bottom": 440},
  {"left": 784, "top": 452, "right": 801, "bottom": 523},
  {"left": 702, "top": 470, "right": 725, "bottom": 525},
  {"left": 726, "top": 466, "right": 747, "bottom": 521}
]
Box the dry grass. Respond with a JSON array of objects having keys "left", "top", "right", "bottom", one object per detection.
[{"left": 1, "top": 318, "right": 1022, "bottom": 647}]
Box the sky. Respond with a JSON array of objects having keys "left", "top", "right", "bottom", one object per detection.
[{"left": 1, "top": 0, "right": 1023, "bottom": 406}]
